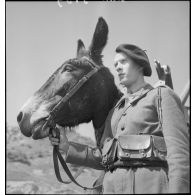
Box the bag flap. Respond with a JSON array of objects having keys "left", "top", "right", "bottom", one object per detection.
[
  {"left": 118, "top": 135, "right": 151, "bottom": 150},
  {"left": 152, "top": 135, "right": 167, "bottom": 152},
  {"left": 102, "top": 138, "right": 115, "bottom": 156}
]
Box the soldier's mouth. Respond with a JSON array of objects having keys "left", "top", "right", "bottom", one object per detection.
[{"left": 118, "top": 73, "right": 125, "bottom": 80}]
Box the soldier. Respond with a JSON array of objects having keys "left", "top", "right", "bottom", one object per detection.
[{"left": 50, "top": 44, "right": 189, "bottom": 194}]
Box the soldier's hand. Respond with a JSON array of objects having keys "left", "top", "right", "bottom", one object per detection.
[{"left": 49, "top": 126, "right": 69, "bottom": 154}]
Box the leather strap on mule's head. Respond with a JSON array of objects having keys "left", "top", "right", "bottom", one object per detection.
[{"left": 42, "top": 57, "right": 102, "bottom": 131}]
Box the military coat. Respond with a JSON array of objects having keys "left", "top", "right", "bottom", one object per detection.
[{"left": 99, "top": 83, "right": 189, "bottom": 194}]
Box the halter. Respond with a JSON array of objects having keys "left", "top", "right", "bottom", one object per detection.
[
  {"left": 42, "top": 56, "right": 103, "bottom": 191},
  {"left": 42, "top": 56, "right": 102, "bottom": 131}
]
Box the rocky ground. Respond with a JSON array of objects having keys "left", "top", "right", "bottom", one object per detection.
[{"left": 6, "top": 125, "right": 102, "bottom": 194}]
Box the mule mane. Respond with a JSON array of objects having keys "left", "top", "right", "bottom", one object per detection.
[{"left": 98, "top": 66, "right": 122, "bottom": 108}]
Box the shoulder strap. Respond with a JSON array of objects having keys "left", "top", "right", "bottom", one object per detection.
[{"left": 157, "top": 87, "right": 163, "bottom": 130}]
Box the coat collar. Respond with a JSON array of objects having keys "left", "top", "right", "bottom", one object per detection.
[{"left": 115, "top": 83, "right": 154, "bottom": 109}]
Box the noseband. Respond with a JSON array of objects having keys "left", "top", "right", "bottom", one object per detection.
[{"left": 42, "top": 57, "right": 102, "bottom": 131}]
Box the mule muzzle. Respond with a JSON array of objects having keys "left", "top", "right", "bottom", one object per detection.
[{"left": 17, "top": 111, "right": 32, "bottom": 137}]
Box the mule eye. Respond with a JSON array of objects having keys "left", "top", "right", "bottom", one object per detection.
[{"left": 62, "top": 65, "right": 74, "bottom": 73}]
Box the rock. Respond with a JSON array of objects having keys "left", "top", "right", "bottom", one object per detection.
[
  {"left": 7, "top": 150, "right": 31, "bottom": 165},
  {"left": 7, "top": 181, "right": 39, "bottom": 194},
  {"left": 32, "top": 169, "right": 44, "bottom": 176},
  {"left": 48, "top": 188, "right": 81, "bottom": 194}
]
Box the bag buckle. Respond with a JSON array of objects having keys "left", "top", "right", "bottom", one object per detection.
[
  {"left": 103, "top": 164, "right": 115, "bottom": 173},
  {"left": 139, "top": 149, "right": 146, "bottom": 158},
  {"left": 125, "top": 153, "right": 130, "bottom": 157},
  {"left": 102, "top": 155, "right": 108, "bottom": 165}
]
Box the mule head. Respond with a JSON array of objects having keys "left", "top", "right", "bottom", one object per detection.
[{"left": 17, "top": 17, "right": 120, "bottom": 140}]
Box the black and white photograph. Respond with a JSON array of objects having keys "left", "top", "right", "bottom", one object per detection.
[{"left": 6, "top": 1, "right": 190, "bottom": 194}]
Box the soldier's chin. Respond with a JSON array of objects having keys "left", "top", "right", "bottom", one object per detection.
[
  {"left": 32, "top": 125, "right": 50, "bottom": 140},
  {"left": 119, "top": 79, "right": 128, "bottom": 87}
]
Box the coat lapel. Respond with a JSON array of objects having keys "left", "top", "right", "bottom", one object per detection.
[
  {"left": 114, "top": 84, "right": 154, "bottom": 109},
  {"left": 121, "top": 85, "right": 153, "bottom": 115},
  {"left": 128, "top": 84, "right": 154, "bottom": 106}
]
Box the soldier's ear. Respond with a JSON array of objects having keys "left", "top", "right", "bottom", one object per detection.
[
  {"left": 134, "top": 62, "right": 144, "bottom": 75},
  {"left": 138, "top": 67, "right": 144, "bottom": 75}
]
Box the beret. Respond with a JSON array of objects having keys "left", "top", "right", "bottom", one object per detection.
[{"left": 115, "top": 44, "right": 152, "bottom": 76}]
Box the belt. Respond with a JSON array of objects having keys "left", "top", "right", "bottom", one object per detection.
[{"left": 104, "top": 160, "right": 168, "bottom": 172}]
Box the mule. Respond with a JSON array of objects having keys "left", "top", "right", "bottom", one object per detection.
[{"left": 17, "top": 17, "right": 172, "bottom": 147}]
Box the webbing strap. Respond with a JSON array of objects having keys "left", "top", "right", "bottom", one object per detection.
[{"left": 157, "top": 87, "right": 163, "bottom": 130}]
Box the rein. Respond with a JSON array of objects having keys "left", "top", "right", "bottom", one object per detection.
[{"left": 42, "top": 57, "right": 103, "bottom": 190}]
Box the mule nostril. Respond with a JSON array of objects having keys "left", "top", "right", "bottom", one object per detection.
[{"left": 17, "top": 112, "right": 23, "bottom": 123}]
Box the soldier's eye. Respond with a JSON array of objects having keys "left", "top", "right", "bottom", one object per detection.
[{"left": 121, "top": 59, "right": 127, "bottom": 64}]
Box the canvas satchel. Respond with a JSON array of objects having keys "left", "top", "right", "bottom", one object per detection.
[{"left": 117, "top": 134, "right": 167, "bottom": 162}]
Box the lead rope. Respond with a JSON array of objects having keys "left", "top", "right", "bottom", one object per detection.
[{"left": 50, "top": 127, "right": 103, "bottom": 191}]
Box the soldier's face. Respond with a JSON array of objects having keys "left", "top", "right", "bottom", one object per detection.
[{"left": 114, "top": 52, "right": 142, "bottom": 87}]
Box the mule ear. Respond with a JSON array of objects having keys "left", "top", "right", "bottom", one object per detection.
[
  {"left": 77, "top": 39, "right": 86, "bottom": 58},
  {"left": 89, "top": 17, "right": 108, "bottom": 64}
]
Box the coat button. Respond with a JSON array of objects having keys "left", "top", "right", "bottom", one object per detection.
[{"left": 121, "top": 126, "right": 125, "bottom": 131}]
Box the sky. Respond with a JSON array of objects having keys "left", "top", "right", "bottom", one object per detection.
[{"left": 6, "top": 1, "right": 189, "bottom": 141}]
